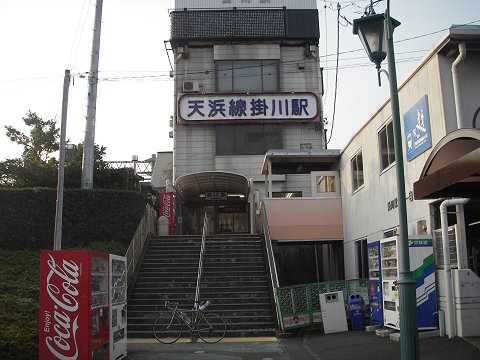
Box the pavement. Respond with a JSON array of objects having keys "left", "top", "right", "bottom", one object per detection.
[{"left": 126, "top": 330, "right": 480, "bottom": 360}]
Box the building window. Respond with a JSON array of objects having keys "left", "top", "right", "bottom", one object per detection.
[
  {"left": 272, "top": 191, "right": 302, "bottom": 198},
  {"left": 311, "top": 171, "right": 340, "bottom": 197},
  {"left": 379, "top": 121, "right": 395, "bottom": 171},
  {"left": 356, "top": 239, "right": 368, "bottom": 278},
  {"left": 216, "top": 60, "right": 279, "bottom": 93},
  {"left": 315, "top": 175, "right": 336, "bottom": 193},
  {"left": 216, "top": 124, "right": 282, "bottom": 155},
  {"left": 351, "top": 151, "right": 364, "bottom": 192}
]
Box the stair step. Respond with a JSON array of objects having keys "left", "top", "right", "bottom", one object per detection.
[{"left": 127, "top": 234, "right": 276, "bottom": 338}]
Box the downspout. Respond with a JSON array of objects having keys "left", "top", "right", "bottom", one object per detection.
[
  {"left": 440, "top": 198, "right": 470, "bottom": 338},
  {"left": 452, "top": 42, "right": 467, "bottom": 129}
]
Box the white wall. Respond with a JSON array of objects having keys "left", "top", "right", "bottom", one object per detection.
[
  {"left": 173, "top": 43, "right": 325, "bottom": 182},
  {"left": 340, "top": 53, "right": 449, "bottom": 279}
]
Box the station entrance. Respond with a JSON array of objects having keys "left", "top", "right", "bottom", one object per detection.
[{"left": 175, "top": 171, "right": 251, "bottom": 235}]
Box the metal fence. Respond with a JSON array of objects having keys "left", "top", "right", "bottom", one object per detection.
[
  {"left": 276, "top": 279, "right": 369, "bottom": 331},
  {"left": 125, "top": 205, "right": 157, "bottom": 294}
]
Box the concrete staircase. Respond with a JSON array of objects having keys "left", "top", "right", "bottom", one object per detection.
[{"left": 127, "top": 234, "right": 277, "bottom": 338}]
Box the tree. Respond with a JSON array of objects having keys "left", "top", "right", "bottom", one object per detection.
[
  {"left": 1, "top": 111, "right": 58, "bottom": 187},
  {"left": 1, "top": 111, "right": 138, "bottom": 190}
]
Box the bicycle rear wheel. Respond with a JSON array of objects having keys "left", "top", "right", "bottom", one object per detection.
[
  {"left": 153, "top": 312, "right": 182, "bottom": 344},
  {"left": 197, "top": 313, "right": 227, "bottom": 343}
]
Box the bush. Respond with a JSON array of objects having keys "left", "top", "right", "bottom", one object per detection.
[
  {"left": 0, "top": 250, "right": 39, "bottom": 360},
  {"left": 0, "top": 189, "right": 148, "bottom": 358},
  {"left": 0, "top": 188, "right": 146, "bottom": 250},
  {"left": 0, "top": 241, "right": 130, "bottom": 359}
]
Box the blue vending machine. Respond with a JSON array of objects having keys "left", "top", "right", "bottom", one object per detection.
[
  {"left": 380, "top": 236, "right": 437, "bottom": 330},
  {"left": 368, "top": 241, "right": 383, "bottom": 326}
]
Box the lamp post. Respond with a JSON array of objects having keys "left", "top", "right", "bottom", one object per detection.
[{"left": 353, "top": 2, "right": 419, "bottom": 360}]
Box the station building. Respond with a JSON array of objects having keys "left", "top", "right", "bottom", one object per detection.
[{"left": 160, "top": 0, "right": 480, "bottom": 337}]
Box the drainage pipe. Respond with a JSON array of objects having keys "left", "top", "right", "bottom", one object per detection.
[
  {"left": 452, "top": 42, "right": 467, "bottom": 129},
  {"left": 440, "top": 198, "right": 470, "bottom": 338}
]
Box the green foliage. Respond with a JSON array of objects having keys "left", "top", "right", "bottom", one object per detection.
[
  {"left": 0, "top": 188, "right": 146, "bottom": 250},
  {"left": 5, "top": 110, "right": 58, "bottom": 163},
  {"left": 0, "top": 250, "right": 40, "bottom": 360},
  {"left": 0, "top": 241, "right": 128, "bottom": 360},
  {"left": 1, "top": 111, "right": 137, "bottom": 190}
]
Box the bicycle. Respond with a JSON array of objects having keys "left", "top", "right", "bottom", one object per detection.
[{"left": 153, "top": 300, "right": 227, "bottom": 344}]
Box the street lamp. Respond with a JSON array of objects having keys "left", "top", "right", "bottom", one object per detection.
[{"left": 353, "top": 2, "right": 419, "bottom": 360}]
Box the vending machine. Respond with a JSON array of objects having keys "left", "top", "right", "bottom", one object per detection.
[
  {"left": 380, "top": 236, "right": 437, "bottom": 330},
  {"left": 109, "top": 254, "right": 128, "bottom": 360},
  {"left": 39, "top": 250, "right": 110, "bottom": 360},
  {"left": 367, "top": 241, "right": 383, "bottom": 326},
  {"left": 158, "top": 191, "right": 175, "bottom": 235}
]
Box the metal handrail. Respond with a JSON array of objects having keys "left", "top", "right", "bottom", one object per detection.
[
  {"left": 193, "top": 212, "right": 208, "bottom": 310},
  {"left": 260, "top": 202, "right": 281, "bottom": 326},
  {"left": 261, "top": 202, "right": 279, "bottom": 289},
  {"left": 125, "top": 205, "right": 157, "bottom": 294}
]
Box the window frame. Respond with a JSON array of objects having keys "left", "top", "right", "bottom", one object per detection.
[
  {"left": 310, "top": 171, "right": 340, "bottom": 197},
  {"left": 351, "top": 150, "right": 364, "bottom": 193},
  {"left": 215, "top": 124, "right": 283, "bottom": 156},
  {"left": 356, "top": 239, "right": 369, "bottom": 279},
  {"left": 215, "top": 60, "right": 280, "bottom": 93},
  {"left": 378, "top": 120, "right": 396, "bottom": 172}
]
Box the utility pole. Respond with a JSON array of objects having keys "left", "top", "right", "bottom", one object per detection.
[
  {"left": 54, "top": 69, "right": 71, "bottom": 250},
  {"left": 81, "top": 0, "right": 104, "bottom": 189}
]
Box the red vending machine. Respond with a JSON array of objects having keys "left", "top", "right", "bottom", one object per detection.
[
  {"left": 39, "top": 250, "right": 110, "bottom": 360},
  {"left": 159, "top": 191, "right": 175, "bottom": 235}
]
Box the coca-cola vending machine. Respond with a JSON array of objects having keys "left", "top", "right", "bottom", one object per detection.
[
  {"left": 39, "top": 250, "right": 110, "bottom": 360},
  {"left": 159, "top": 191, "right": 175, "bottom": 235}
]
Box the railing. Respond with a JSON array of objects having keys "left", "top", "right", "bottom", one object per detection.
[
  {"left": 125, "top": 205, "right": 157, "bottom": 294},
  {"left": 259, "top": 202, "right": 281, "bottom": 327},
  {"left": 193, "top": 212, "right": 208, "bottom": 310},
  {"left": 275, "top": 279, "right": 369, "bottom": 332}
]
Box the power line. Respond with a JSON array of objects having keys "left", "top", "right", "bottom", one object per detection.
[{"left": 327, "top": 3, "right": 342, "bottom": 145}]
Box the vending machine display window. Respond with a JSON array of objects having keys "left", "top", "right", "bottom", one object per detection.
[{"left": 109, "top": 255, "right": 128, "bottom": 359}]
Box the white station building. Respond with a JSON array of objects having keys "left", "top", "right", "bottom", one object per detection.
[{"left": 153, "top": 0, "right": 480, "bottom": 338}]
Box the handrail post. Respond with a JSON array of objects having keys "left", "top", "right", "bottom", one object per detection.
[{"left": 194, "top": 212, "right": 208, "bottom": 310}]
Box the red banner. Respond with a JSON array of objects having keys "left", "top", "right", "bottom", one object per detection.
[{"left": 159, "top": 192, "right": 175, "bottom": 235}]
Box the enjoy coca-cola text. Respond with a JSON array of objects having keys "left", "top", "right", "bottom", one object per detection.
[
  {"left": 44, "top": 254, "right": 80, "bottom": 360},
  {"left": 161, "top": 193, "right": 172, "bottom": 218}
]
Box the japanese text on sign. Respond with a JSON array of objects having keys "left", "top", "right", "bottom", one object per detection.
[{"left": 178, "top": 93, "right": 319, "bottom": 124}]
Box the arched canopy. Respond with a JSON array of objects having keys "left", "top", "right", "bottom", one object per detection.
[
  {"left": 175, "top": 171, "right": 249, "bottom": 201},
  {"left": 414, "top": 129, "right": 480, "bottom": 199}
]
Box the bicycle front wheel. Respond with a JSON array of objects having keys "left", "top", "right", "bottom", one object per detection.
[
  {"left": 197, "top": 313, "right": 227, "bottom": 343},
  {"left": 153, "top": 312, "right": 182, "bottom": 344}
]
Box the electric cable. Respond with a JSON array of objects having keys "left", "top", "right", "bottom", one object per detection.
[{"left": 327, "top": 3, "right": 342, "bottom": 145}]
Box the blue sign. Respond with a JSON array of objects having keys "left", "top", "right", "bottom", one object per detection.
[{"left": 403, "top": 95, "right": 432, "bottom": 161}]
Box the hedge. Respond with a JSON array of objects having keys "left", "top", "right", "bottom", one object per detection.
[{"left": 0, "top": 188, "right": 147, "bottom": 250}]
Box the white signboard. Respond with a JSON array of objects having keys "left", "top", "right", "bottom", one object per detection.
[{"left": 178, "top": 92, "right": 319, "bottom": 124}]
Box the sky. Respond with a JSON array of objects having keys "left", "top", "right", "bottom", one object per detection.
[{"left": 1, "top": 0, "right": 479, "bottom": 163}]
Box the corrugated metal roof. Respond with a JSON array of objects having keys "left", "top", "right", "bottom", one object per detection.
[
  {"left": 175, "top": 171, "right": 249, "bottom": 200},
  {"left": 175, "top": 0, "right": 317, "bottom": 10}
]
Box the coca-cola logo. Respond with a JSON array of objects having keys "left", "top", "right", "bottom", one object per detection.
[
  {"left": 44, "top": 254, "right": 81, "bottom": 360},
  {"left": 161, "top": 193, "right": 172, "bottom": 218}
]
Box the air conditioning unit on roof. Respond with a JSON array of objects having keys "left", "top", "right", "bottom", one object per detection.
[{"left": 183, "top": 81, "right": 199, "bottom": 93}]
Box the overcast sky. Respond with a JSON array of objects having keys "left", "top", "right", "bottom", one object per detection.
[{"left": 1, "top": 0, "right": 479, "bottom": 162}]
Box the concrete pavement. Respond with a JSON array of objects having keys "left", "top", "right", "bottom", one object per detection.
[{"left": 126, "top": 331, "right": 480, "bottom": 360}]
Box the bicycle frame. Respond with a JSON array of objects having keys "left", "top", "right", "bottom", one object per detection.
[{"left": 154, "top": 300, "right": 226, "bottom": 344}]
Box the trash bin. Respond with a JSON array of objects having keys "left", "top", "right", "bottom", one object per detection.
[{"left": 347, "top": 294, "right": 365, "bottom": 330}]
